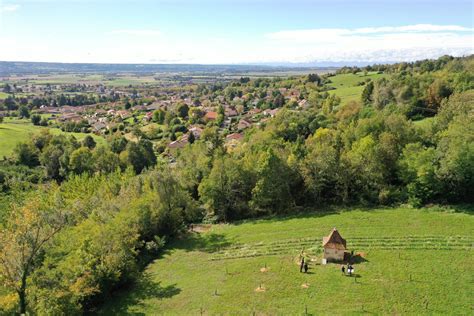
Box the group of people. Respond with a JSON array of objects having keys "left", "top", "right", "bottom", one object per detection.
[
  {"left": 299, "top": 257, "right": 309, "bottom": 273},
  {"left": 341, "top": 264, "right": 354, "bottom": 276}
]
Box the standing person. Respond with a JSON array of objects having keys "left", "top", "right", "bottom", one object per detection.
[
  {"left": 341, "top": 265, "right": 345, "bottom": 275},
  {"left": 300, "top": 257, "right": 305, "bottom": 273},
  {"left": 304, "top": 262, "right": 309, "bottom": 273}
]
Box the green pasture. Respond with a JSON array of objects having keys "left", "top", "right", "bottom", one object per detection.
[
  {"left": 0, "top": 118, "right": 105, "bottom": 159},
  {"left": 328, "top": 72, "right": 387, "bottom": 104},
  {"left": 98, "top": 206, "right": 473, "bottom": 315}
]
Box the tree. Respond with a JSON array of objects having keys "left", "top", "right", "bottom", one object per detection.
[
  {"left": 176, "top": 103, "right": 189, "bottom": 119},
  {"left": 69, "top": 147, "right": 94, "bottom": 175},
  {"left": 307, "top": 73, "right": 321, "bottom": 85},
  {"left": 399, "top": 143, "right": 440, "bottom": 206},
  {"left": 250, "top": 149, "right": 293, "bottom": 214},
  {"left": 31, "top": 114, "right": 41, "bottom": 126},
  {"left": 426, "top": 79, "right": 452, "bottom": 111},
  {"left": 4, "top": 96, "right": 17, "bottom": 111},
  {"left": 342, "top": 135, "right": 385, "bottom": 202},
  {"left": 436, "top": 115, "right": 474, "bottom": 202},
  {"left": 93, "top": 146, "right": 120, "bottom": 174},
  {"left": 361, "top": 81, "right": 374, "bottom": 104},
  {"left": 152, "top": 109, "right": 165, "bottom": 124},
  {"left": 301, "top": 129, "right": 340, "bottom": 203},
  {"left": 0, "top": 194, "right": 67, "bottom": 314},
  {"left": 199, "top": 157, "right": 253, "bottom": 221},
  {"left": 40, "top": 145, "right": 67, "bottom": 181},
  {"left": 82, "top": 135, "right": 96, "bottom": 149},
  {"left": 110, "top": 136, "right": 128, "bottom": 154},
  {"left": 188, "top": 131, "right": 195, "bottom": 144},
  {"left": 121, "top": 140, "right": 156, "bottom": 174},
  {"left": 18, "top": 106, "right": 30, "bottom": 119},
  {"left": 3, "top": 83, "right": 12, "bottom": 93},
  {"left": 13, "top": 142, "right": 40, "bottom": 167}
]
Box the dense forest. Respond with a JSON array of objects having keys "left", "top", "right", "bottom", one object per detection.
[{"left": 0, "top": 55, "right": 473, "bottom": 314}]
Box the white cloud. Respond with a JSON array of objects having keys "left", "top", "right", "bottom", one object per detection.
[
  {"left": 0, "top": 4, "right": 20, "bottom": 12},
  {"left": 108, "top": 29, "right": 161, "bottom": 36},
  {"left": 262, "top": 24, "right": 473, "bottom": 63},
  {"left": 266, "top": 24, "right": 473, "bottom": 41},
  {"left": 0, "top": 24, "right": 472, "bottom": 65}
]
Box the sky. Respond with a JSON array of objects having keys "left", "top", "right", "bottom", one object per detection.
[{"left": 0, "top": 0, "right": 473, "bottom": 65}]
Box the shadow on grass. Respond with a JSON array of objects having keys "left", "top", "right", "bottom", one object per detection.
[
  {"left": 163, "top": 231, "right": 234, "bottom": 254},
  {"left": 230, "top": 206, "right": 342, "bottom": 226},
  {"left": 93, "top": 273, "right": 181, "bottom": 316},
  {"left": 350, "top": 254, "right": 369, "bottom": 264}
]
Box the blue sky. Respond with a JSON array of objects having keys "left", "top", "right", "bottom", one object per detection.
[{"left": 0, "top": 0, "right": 473, "bottom": 64}]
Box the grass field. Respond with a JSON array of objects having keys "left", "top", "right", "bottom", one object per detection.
[
  {"left": 328, "top": 72, "right": 387, "bottom": 104},
  {"left": 0, "top": 118, "right": 105, "bottom": 158},
  {"left": 97, "top": 206, "right": 473, "bottom": 315}
]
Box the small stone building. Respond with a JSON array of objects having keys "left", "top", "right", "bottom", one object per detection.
[{"left": 322, "top": 228, "right": 347, "bottom": 262}]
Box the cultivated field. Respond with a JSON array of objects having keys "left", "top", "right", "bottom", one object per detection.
[{"left": 98, "top": 206, "right": 473, "bottom": 315}]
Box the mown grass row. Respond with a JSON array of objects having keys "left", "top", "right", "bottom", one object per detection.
[{"left": 210, "top": 236, "right": 473, "bottom": 260}]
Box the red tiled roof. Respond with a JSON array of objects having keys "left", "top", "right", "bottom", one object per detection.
[{"left": 204, "top": 111, "right": 218, "bottom": 120}]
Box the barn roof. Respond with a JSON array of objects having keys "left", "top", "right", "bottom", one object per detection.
[{"left": 322, "top": 228, "right": 347, "bottom": 250}]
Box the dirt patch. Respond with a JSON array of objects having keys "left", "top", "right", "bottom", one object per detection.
[
  {"left": 189, "top": 224, "right": 212, "bottom": 233},
  {"left": 301, "top": 283, "right": 310, "bottom": 289},
  {"left": 255, "top": 285, "right": 266, "bottom": 292},
  {"left": 260, "top": 267, "right": 269, "bottom": 273}
]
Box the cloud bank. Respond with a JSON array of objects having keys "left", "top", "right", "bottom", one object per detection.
[
  {"left": 0, "top": 24, "right": 472, "bottom": 64},
  {"left": 0, "top": 4, "right": 20, "bottom": 12},
  {"left": 261, "top": 24, "right": 473, "bottom": 64}
]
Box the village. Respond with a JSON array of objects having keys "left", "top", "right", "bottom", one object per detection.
[{"left": 0, "top": 74, "right": 320, "bottom": 158}]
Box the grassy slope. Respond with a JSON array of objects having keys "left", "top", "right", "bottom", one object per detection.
[
  {"left": 98, "top": 206, "right": 474, "bottom": 315},
  {"left": 0, "top": 118, "right": 105, "bottom": 158},
  {"left": 328, "top": 72, "right": 387, "bottom": 104}
]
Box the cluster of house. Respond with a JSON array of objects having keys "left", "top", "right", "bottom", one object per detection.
[
  {"left": 3, "top": 78, "right": 318, "bottom": 155},
  {"left": 167, "top": 106, "right": 280, "bottom": 150}
]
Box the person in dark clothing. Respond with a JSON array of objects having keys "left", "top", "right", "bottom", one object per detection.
[
  {"left": 341, "top": 265, "right": 345, "bottom": 275},
  {"left": 300, "top": 257, "right": 305, "bottom": 273},
  {"left": 303, "top": 262, "right": 309, "bottom": 273}
]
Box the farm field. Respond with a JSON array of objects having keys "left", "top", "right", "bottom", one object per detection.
[
  {"left": 328, "top": 72, "right": 387, "bottom": 104},
  {"left": 97, "top": 206, "right": 474, "bottom": 315},
  {"left": 0, "top": 118, "right": 105, "bottom": 158},
  {"left": 3, "top": 74, "right": 159, "bottom": 87}
]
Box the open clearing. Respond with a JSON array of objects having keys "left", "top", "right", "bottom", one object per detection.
[
  {"left": 97, "top": 206, "right": 473, "bottom": 315},
  {"left": 328, "top": 72, "right": 387, "bottom": 104},
  {"left": 0, "top": 118, "right": 105, "bottom": 159}
]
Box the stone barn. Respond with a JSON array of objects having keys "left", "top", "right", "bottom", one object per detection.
[{"left": 322, "top": 228, "right": 347, "bottom": 262}]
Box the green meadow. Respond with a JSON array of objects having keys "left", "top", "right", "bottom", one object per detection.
[
  {"left": 0, "top": 118, "right": 105, "bottom": 159},
  {"left": 328, "top": 72, "right": 387, "bottom": 104},
  {"left": 98, "top": 206, "right": 473, "bottom": 315}
]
